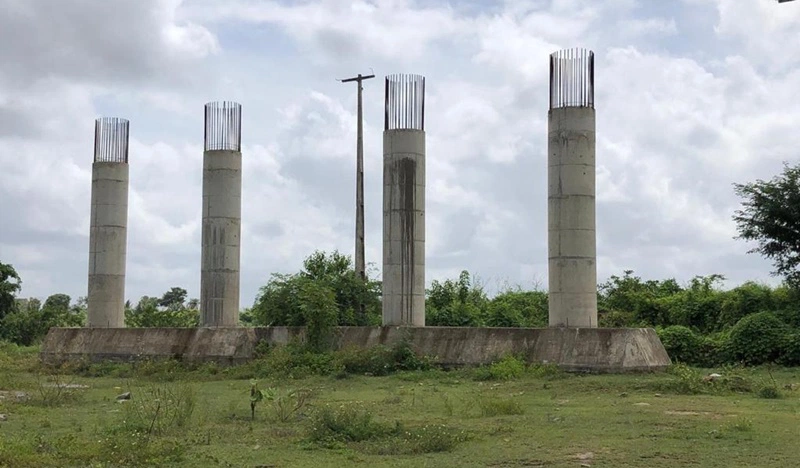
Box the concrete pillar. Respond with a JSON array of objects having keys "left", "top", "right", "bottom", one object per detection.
[
  {"left": 87, "top": 118, "right": 129, "bottom": 328},
  {"left": 382, "top": 74, "right": 426, "bottom": 326},
  {"left": 547, "top": 48, "right": 598, "bottom": 328},
  {"left": 201, "top": 101, "right": 242, "bottom": 327}
]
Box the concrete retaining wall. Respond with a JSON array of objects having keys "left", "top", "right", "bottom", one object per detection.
[{"left": 40, "top": 326, "right": 671, "bottom": 373}]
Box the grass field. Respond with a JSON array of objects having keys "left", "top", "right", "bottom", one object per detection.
[{"left": 1, "top": 343, "right": 799, "bottom": 467}]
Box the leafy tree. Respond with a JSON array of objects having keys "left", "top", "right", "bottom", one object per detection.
[
  {"left": 663, "top": 274, "right": 725, "bottom": 333},
  {"left": 0, "top": 261, "right": 21, "bottom": 320},
  {"left": 485, "top": 290, "right": 548, "bottom": 327},
  {"left": 158, "top": 287, "right": 187, "bottom": 309},
  {"left": 727, "top": 312, "right": 788, "bottom": 365},
  {"left": 597, "top": 270, "right": 681, "bottom": 327},
  {"left": 426, "top": 271, "right": 488, "bottom": 326},
  {"left": 239, "top": 307, "right": 255, "bottom": 326},
  {"left": 733, "top": 163, "right": 800, "bottom": 287},
  {"left": 252, "top": 250, "right": 381, "bottom": 327},
  {"left": 297, "top": 279, "right": 338, "bottom": 352},
  {"left": 299, "top": 251, "right": 381, "bottom": 326},
  {"left": 125, "top": 291, "right": 198, "bottom": 328},
  {"left": 1, "top": 294, "right": 84, "bottom": 345},
  {"left": 41, "top": 293, "right": 84, "bottom": 327},
  {"left": 718, "top": 281, "right": 776, "bottom": 328}
]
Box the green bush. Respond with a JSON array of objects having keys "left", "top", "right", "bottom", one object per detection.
[
  {"left": 658, "top": 326, "right": 705, "bottom": 364},
  {"left": 368, "top": 425, "right": 468, "bottom": 455},
  {"left": 252, "top": 250, "right": 382, "bottom": 328},
  {"left": 757, "top": 385, "right": 781, "bottom": 399},
  {"left": 727, "top": 312, "right": 788, "bottom": 365},
  {"left": 427, "top": 302, "right": 484, "bottom": 327},
  {"left": 779, "top": 333, "right": 800, "bottom": 366},
  {"left": 297, "top": 280, "right": 339, "bottom": 352},
  {"left": 474, "top": 355, "right": 526, "bottom": 381},
  {"left": 719, "top": 282, "right": 776, "bottom": 329},
  {"left": 479, "top": 397, "right": 525, "bottom": 417},
  {"left": 309, "top": 405, "right": 398, "bottom": 443},
  {"left": 485, "top": 290, "right": 548, "bottom": 327},
  {"left": 333, "top": 342, "right": 432, "bottom": 376}
]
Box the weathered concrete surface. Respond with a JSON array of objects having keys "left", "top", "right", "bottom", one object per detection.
[
  {"left": 41, "top": 327, "right": 258, "bottom": 365},
  {"left": 87, "top": 162, "right": 128, "bottom": 328},
  {"left": 201, "top": 149, "right": 242, "bottom": 327},
  {"left": 383, "top": 130, "right": 426, "bottom": 326},
  {"left": 41, "top": 326, "right": 670, "bottom": 372},
  {"left": 548, "top": 106, "right": 597, "bottom": 328}
]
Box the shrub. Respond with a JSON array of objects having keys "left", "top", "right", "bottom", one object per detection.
[
  {"left": 120, "top": 381, "right": 196, "bottom": 435},
  {"left": 309, "top": 405, "right": 398, "bottom": 443},
  {"left": 297, "top": 280, "right": 339, "bottom": 352},
  {"left": 779, "top": 332, "right": 800, "bottom": 366},
  {"left": 654, "top": 364, "right": 753, "bottom": 395},
  {"left": 757, "top": 385, "right": 781, "bottom": 399},
  {"left": 333, "top": 342, "right": 432, "bottom": 376},
  {"left": 427, "top": 302, "right": 484, "bottom": 327},
  {"left": 718, "top": 282, "right": 776, "bottom": 329},
  {"left": 474, "top": 355, "right": 526, "bottom": 381},
  {"left": 483, "top": 302, "right": 524, "bottom": 327},
  {"left": 658, "top": 326, "right": 705, "bottom": 364},
  {"left": 368, "top": 425, "right": 468, "bottom": 455},
  {"left": 727, "top": 312, "right": 788, "bottom": 365},
  {"left": 485, "top": 290, "right": 548, "bottom": 327},
  {"left": 599, "top": 309, "right": 639, "bottom": 328},
  {"left": 250, "top": 381, "right": 311, "bottom": 421}
]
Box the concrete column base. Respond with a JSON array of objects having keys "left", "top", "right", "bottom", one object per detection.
[{"left": 40, "top": 326, "right": 671, "bottom": 373}]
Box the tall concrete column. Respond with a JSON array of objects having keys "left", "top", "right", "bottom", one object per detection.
[
  {"left": 201, "top": 101, "right": 242, "bottom": 327},
  {"left": 87, "top": 118, "right": 130, "bottom": 328},
  {"left": 548, "top": 48, "right": 598, "bottom": 328},
  {"left": 382, "top": 74, "right": 426, "bottom": 326}
]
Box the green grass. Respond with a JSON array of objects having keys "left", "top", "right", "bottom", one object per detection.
[{"left": 1, "top": 346, "right": 800, "bottom": 467}]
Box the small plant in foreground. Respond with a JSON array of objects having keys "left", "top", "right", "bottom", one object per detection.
[
  {"left": 756, "top": 365, "right": 782, "bottom": 399},
  {"left": 250, "top": 380, "right": 310, "bottom": 421},
  {"left": 478, "top": 396, "right": 525, "bottom": 417},
  {"left": 725, "top": 416, "right": 754, "bottom": 433},
  {"left": 368, "top": 424, "right": 469, "bottom": 455},
  {"left": 120, "top": 381, "right": 196, "bottom": 435},
  {"left": 308, "top": 404, "right": 399, "bottom": 443},
  {"left": 31, "top": 365, "right": 85, "bottom": 407}
]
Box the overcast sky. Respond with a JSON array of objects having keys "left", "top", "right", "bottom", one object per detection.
[{"left": 1, "top": 0, "right": 799, "bottom": 306}]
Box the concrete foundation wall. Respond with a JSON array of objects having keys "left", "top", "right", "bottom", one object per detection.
[
  {"left": 548, "top": 107, "right": 598, "bottom": 327},
  {"left": 383, "top": 130, "right": 425, "bottom": 326},
  {"left": 40, "top": 326, "right": 671, "bottom": 372},
  {"left": 201, "top": 150, "right": 242, "bottom": 327},
  {"left": 87, "top": 162, "right": 128, "bottom": 328}
]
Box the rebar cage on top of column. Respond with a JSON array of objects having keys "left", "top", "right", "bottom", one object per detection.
[
  {"left": 549, "top": 48, "right": 594, "bottom": 110},
  {"left": 384, "top": 74, "right": 425, "bottom": 131},
  {"left": 204, "top": 101, "right": 242, "bottom": 151},
  {"left": 94, "top": 118, "right": 129, "bottom": 163}
]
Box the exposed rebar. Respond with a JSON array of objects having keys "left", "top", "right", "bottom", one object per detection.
[
  {"left": 204, "top": 101, "right": 242, "bottom": 151},
  {"left": 384, "top": 74, "right": 425, "bottom": 131},
  {"left": 94, "top": 118, "right": 129, "bottom": 163},
  {"left": 549, "top": 48, "right": 594, "bottom": 110}
]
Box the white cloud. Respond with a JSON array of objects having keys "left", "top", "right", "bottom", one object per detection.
[{"left": 0, "top": 0, "right": 796, "bottom": 305}]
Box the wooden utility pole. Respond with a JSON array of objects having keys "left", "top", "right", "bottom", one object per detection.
[{"left": 339, "top": 72, "right": 374, "bottom": 290}]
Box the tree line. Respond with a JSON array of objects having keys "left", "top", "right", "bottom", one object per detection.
[{"left": 1, "top": 160, "right": 799, "bottom": 364}]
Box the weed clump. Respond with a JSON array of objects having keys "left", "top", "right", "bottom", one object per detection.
[
  {"left": 119, "top": 381, "right": 196, "bottom": 435},
  {"left": 309, "top": 404, "right": 399, "bottom": 443},
  {"left": 308, "top": 404, "right": 467, "bottom": 454},
  {"left": 474, "top": 355, "right": 526, "bottom": 381}
]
